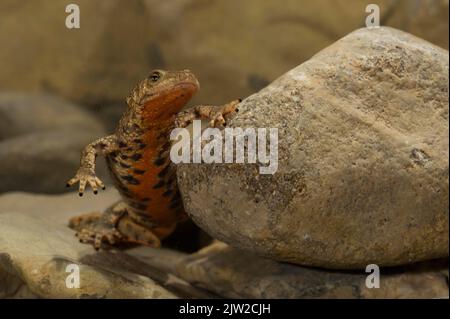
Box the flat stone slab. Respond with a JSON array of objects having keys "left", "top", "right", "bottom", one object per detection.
[
  {"left": 171, "top": 242, "right": 449, "bottom": 299},
  {"left": 0, "top": 190, "right": 207, "bottom": 298}
]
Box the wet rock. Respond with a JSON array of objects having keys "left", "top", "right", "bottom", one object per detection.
[
  {"left": 0, "top": 93, "right": 107, "bottom": 194},
  {"left": 171, "top": 242, "right": 449, "bottom": 299},
  {"left": 177, "top": 27, "right": 449, "bottom": 268},
  {"left": 0, "top": 190, "right": 211, "bottom": 298}
]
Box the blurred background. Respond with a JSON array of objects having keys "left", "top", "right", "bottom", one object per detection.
[{"left": 0, "top": 0, "right": 448, "bottom": 195}]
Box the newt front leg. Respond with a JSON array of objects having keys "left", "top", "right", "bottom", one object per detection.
[
  {"left": 175, "top": 99, "right": 241, "bottom": 129},
  {"left": 66, "top": 134, "right": 118, "bottom": 196},
  {"left": 66, "top": 134, "right": 160, "bottom": 250}
]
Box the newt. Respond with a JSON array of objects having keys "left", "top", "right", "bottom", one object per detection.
[{"left": 66, "top": 69, "right": 239, "bottom": 250}]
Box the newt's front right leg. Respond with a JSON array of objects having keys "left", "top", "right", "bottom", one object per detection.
[
  {"left": 174, "top": 99, "right": 241, "bottom": 129},
  {"left": 66, "top": 134, "right": 119, "bottom": 196}
]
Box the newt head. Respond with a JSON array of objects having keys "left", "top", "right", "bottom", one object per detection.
[{"left": 126, "top": 69, "right": 200, "bottom": 122}]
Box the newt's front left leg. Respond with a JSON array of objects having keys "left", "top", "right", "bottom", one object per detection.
[
  {"left": 66, "top": 134, "right": 119, "bottom": 196},
  {"left": 175, "top": 99, "right": 241, "bottom": 129}
]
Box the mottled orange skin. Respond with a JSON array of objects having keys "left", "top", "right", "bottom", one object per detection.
[
  {"left": 124, "top": 82, "right": 198, "bottom": 238},
  {"left": 67, "top": 69, "right": 238, "bottom": 249},
  {"left": 107, "top": 71, "right": 199, "bottom": 240}
]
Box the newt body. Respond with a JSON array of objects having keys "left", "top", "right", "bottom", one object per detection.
[{"left": 67, "top": 69, "right": 239, "bottom": 249}]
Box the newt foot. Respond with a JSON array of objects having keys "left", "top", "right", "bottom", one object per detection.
[
  {"left": 69, "top": 211, "right": 123, "bottom": 250},
  {"left": 69, "top": 203, "right": 161, "bottom": 250},
  {"left": 66, "top": 168, "right": 106, "bottom": 196}
]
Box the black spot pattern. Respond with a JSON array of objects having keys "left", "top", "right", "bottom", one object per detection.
[
  {"left": 131, "top": 153, "right": 142, "bottom": 161},
  {"left": 153, "top": 156, "right": 166, "bottom": 166},
  {"left": 129, "top": 201, "right": 147, "bottom": 211},
  {"left": 133, "top": 169, "right": 146, "bottom": 175},
  {"left": 169, "top": 198, "right": 181, "bottom": 210},
  {"left": 118, "top": 141, "right": 128, "bottom": 148},
  {"left": 121, "top": 175, "right": 140, "bottom": 185},
  {"left": 119, "top": 162, "right": 131, "bottom": 169},
  {"left": 153, "top": 180, "right": 165, "bottom": 189},
  {"left": 157, "top": 165, "right": 170, "bottom": 178},
  {"left": 162, "top": 189, "right": 172, "bottom": 197}
]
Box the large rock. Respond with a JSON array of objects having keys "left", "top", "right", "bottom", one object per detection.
[
  {"left": 177, "top": 27, "right": 449, "bottom": 269},
  {"left": 0, "top": 190, "right": 211, "bottom": 298},
  {"left": 0, "top": 93, "right": 107, "bottom": 194},
  {"left": 0, "top": 0, "right": 447, "bottom": 110},
  {"left": 170, "top": 242, "right": 449, "bottom": 299}
]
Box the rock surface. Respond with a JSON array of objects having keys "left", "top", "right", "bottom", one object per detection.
[
  {"left": 0, "top": 93, "right": 108, "bottom": 194},
  {"left": 170, "top": 242, "right": 449, "bottom": 299},
  {"left": 0, "top": 0, "right": 447, "bottom": 109},
  {"left": 0, "top": 191, "right": 447, "bottom": 298},
  {"left": 0, "top": 190, "right": 211, "bottom": 298},
  {"left": 177, "top": 27, "right": 449, "bottom": 269}
]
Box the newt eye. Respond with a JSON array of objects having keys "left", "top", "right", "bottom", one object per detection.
[{"left": 149, "top": 71, "right": 161, "bottom": 82}]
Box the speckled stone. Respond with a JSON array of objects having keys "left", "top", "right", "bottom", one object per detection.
[
  {"left": 172, "top": 242, "right": 449, "bottom": 299},
  {"left": 177, "top": 27, "right": 449, "bottom": 269}
]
